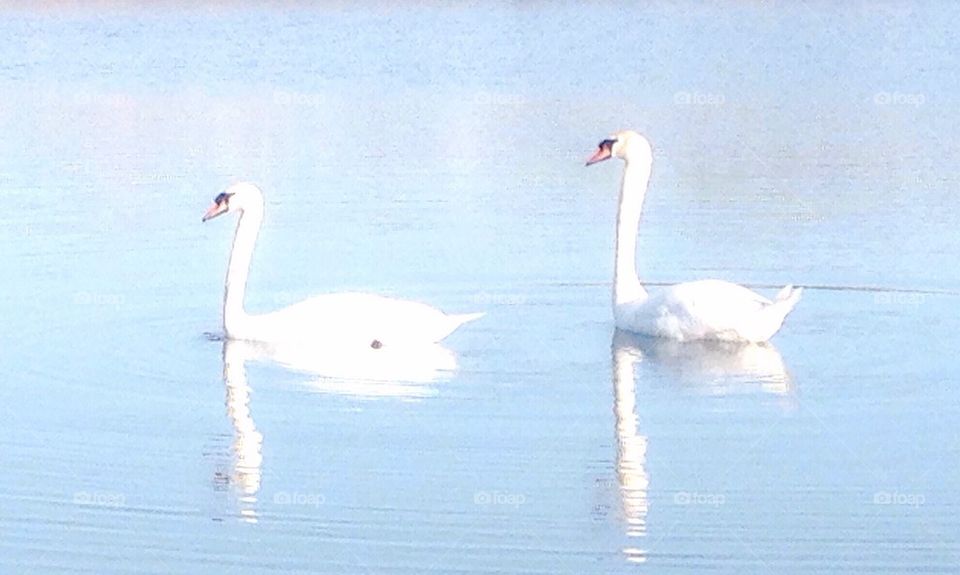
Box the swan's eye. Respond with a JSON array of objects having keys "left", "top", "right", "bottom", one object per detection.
[
  {"left": 214, "top": 192, "right": 232, "bottom": 206},
  {"left": 600, "top": 138, "right": 617, "bottom": 150}
]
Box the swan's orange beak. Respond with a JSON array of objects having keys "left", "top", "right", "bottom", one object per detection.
[
  {"left": 202, "top": 201, "right": 229, "bottom": 222},
  {"left": 585, "top": 146, "right": 612, "bottom": 166}
]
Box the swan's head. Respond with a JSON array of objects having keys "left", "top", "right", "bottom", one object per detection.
[
  {"left": 202, "top": 182, "right": 264, "bottom": 222},
  {"left": 585, "top": 130, "right": 652, "bottom": 166}
]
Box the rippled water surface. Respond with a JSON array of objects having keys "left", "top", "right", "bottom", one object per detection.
[{"left": 2, "top": 3, "right": 959, "bottom": 573}]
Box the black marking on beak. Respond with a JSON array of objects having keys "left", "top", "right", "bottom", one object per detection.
[
  {"left": 202, "top": 191, "right": 234, "bottom": 222},
  {"left": 598, "top": 138, "right": 617, "bottom": 150}
]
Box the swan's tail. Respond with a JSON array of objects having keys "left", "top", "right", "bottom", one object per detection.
[
  {"left": 434, "top": 311, "right": 485, "bottom": 342},
  {"left": 449, "top": 312, "right": 485, "bottom": 328},
  {"left": 773, "top": 284, "right": 803, "bottom": 316}
]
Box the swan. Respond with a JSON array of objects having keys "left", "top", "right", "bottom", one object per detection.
[
  {"left": 202, "top": 182, "right": 483, "bottom": 347},
  {"left": 586, "top": 131, "right": 802, "bottom": 342}
]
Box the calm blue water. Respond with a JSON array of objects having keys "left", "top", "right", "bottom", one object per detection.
[{"left": 1, "top": 3, "right": 958, "bottom": 573}]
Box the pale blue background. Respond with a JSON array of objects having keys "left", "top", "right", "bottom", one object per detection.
[{"left": 1, "top": 3, "right": 957, "bottom": 573}]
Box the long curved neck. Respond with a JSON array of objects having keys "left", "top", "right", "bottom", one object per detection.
[
  {"left": 224, "top": 205, "right": 262, "bottom": 335},
  {"left": 614, "top": 157, "right": 651, "bottom": 306}
]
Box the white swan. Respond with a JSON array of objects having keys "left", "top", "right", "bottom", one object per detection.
[
  {"left": 587, "top": 131, "right": 802, "bottom": 342},
  {"left": 202, "top": 182, "right": 483, "bottom": 346}
]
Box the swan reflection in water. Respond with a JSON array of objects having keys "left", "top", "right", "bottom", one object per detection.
[
  {"left": 220, "top": 339, "right": 264, "bottom": 523},
  {"left": 216, "top": 337, "right": 461, "bottom": 521},
  {"left": 609, "top": 330, "right": 793, "bottom": 564},
  {"left": 226, "top": 338, "right": 459, "bottom": 399}
]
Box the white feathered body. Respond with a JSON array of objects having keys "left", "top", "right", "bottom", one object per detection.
[
  {"left": 615, "top": 280, "right": 802, "bottom": 343},
  {"left": 227, "top": 292, "right": 483, "bottom": 347}
]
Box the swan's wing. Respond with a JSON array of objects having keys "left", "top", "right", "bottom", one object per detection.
[
  {"left": 667, "top": 279, "right": 772, "bottom": 307},
  {"left": 648, "top": 280, "right": 774, "bottom": 339}
]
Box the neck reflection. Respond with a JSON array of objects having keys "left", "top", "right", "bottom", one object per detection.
[
  {"left": 222, "top": 339, "right": 263, "bottom": 523},
  {"left": 611, "top": 332, "right": 650, "bottom": 564},
  {"left": 610, "top": 330, "right": 793, "bottom": 564}
]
